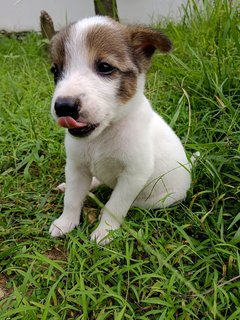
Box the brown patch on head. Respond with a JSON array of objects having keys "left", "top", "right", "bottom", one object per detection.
[
  {"left": 86, "top": 22, "right": 137, "bottom": 73},
  {"left": 85, "top": 20, "right": 171, "bottom": 103},
  {"left": 49, "top": 24, "right": 72, "bottom": 69},
  {"left": 85, "top": 21, "right": 139, "bottom": 103}
]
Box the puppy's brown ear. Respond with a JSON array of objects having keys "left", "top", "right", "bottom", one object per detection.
[
  {"left": 40, "top": 10, "right": 56, "bottom": 40},
  {"left": 129, "top": 26, "right": 172, "bottom": 71}
]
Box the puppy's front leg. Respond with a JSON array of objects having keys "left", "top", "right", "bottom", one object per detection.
[
  {"left": 90, "top": 171, "right": 150, "bottom": 244},
  {"left": 50, "top": 160, "right": 92, "bottom": 237}
]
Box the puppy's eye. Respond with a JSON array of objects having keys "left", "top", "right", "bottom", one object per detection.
[
  {"left": 50, "top": 63, "right": 60, "bottom": 84},
  {"left": 96, "top": 61, "right": 116, "bottom": 76}
]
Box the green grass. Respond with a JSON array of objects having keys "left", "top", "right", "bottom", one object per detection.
[{"left": 0, "top": 1, "right": 239, "bottom": 319}]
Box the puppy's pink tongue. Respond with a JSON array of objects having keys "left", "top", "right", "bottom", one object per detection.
[{"left": 57, "top": 116, "right": 87, "bottom": 129}]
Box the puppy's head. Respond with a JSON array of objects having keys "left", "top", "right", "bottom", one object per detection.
[{"left": 50, "top": 16, "right": 171, "bottom": 138}]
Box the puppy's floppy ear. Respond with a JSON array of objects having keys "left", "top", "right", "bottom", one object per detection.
[
  {"left": 40, "top": 10, "right": 56, "bottom": 40},
  {"left": 128, "top": 26, "right": 172, "bottom": 71}
]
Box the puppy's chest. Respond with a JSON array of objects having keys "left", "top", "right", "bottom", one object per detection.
[
  {"left": 89, "top": 156, "right": 124, "bottom": 188},
  {"left": 67, "top": 136, "right": 126, "bottom": 187}
]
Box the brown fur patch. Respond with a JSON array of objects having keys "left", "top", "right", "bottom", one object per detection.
[
  {"left": 85, "top": 22, "right": 139, "bottom": 103},
  {"left": 118, "top": 71, "right": 137, "bottom": 103},
  {"left": 85, "top": 22, "right": 137, "bottom": 73}
]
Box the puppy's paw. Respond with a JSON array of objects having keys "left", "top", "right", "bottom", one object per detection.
[
  {"left": 57, "top": 183, "right": 66, "bottom": 192},
  {"left": 49, "top": 216, "right": 78, "bottom": 237},
  {"left": 90, "top": 177, "right": 102, "bottom": 190},
  {"left": 90, "top": 220, "right": 120, "bottom": 245}
]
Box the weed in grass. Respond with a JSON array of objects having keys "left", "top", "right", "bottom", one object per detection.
[{"left": 0, "top": 0, "right": 240, "bottom": 319}]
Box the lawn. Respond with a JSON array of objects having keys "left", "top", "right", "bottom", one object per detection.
[{"left": 0, "top": 0, "right": 239, "bottom": 319}]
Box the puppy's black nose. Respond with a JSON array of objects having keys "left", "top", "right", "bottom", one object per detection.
[{"left": 54, "top": 97, "right": 80, "bottom": 119}]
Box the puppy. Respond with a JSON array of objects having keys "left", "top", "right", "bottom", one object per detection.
[{"left": 49, "top": 16, "right": 191, "bottom": 244}]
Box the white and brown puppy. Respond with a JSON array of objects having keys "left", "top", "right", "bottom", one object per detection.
[{"left": 49, "top": 16, "right": 191, "bottom": 244}]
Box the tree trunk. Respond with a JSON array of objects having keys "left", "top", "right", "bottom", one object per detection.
[{"left": 94, "top": 0, "right": 119, "bottom": 21}]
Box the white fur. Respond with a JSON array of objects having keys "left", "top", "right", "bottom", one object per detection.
[{"left": 49, "top": 17, "right": 191, "bottom": 244}]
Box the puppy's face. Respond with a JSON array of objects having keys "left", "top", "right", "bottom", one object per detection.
[{"left": 50, "top": 16, "right": 171, "bottom": 138}]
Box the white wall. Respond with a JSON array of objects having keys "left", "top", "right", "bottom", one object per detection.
[
  {"left": 0, "top": 0, "right": 95, "bottom": 31},
  {"left": 0, "top": 0, "right": 188, "bottom": 32},
  {"left": 117, "top": 0, "right": 187, "bottom": 24}
]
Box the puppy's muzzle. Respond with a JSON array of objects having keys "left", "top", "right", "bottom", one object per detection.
[{"left": 54, "top": 96, "right": 99, "bottom": 137}]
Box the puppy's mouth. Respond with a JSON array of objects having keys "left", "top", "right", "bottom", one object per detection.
[{"left": 57, "top": 116, "right": 99, "bottom": 137}]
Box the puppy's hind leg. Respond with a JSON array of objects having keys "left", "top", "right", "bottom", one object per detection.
[
  {"left": 90, "top": 177, "right": 102, "bottom": 190},
  {"left": 56, "top": 177, "right": 102, "bottom": 193}
]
